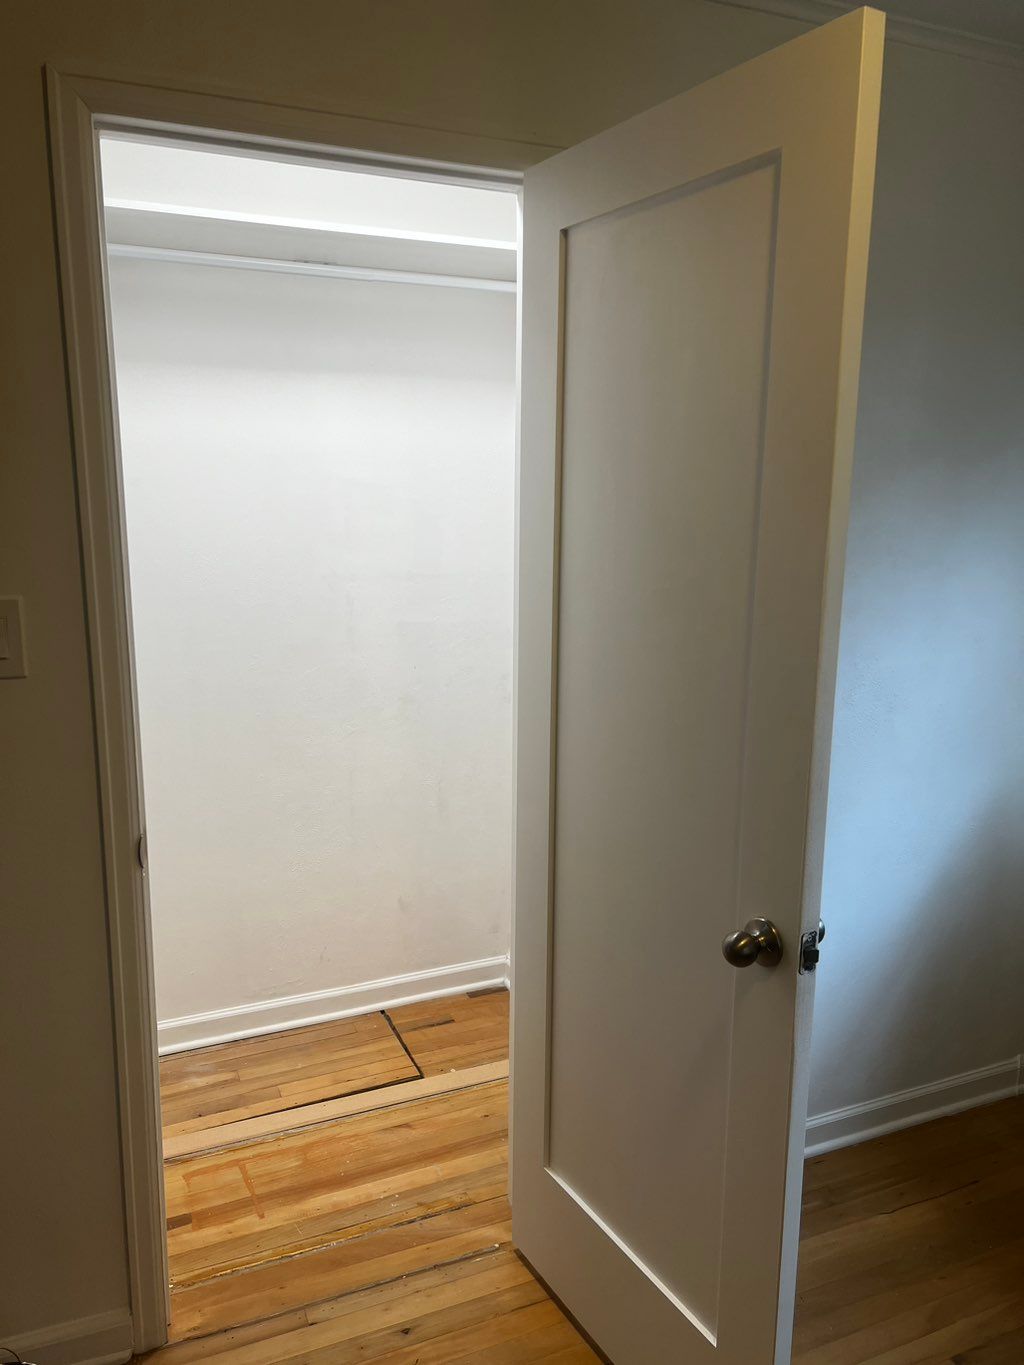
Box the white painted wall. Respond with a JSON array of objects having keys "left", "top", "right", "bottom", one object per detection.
[
  {"left": 811, "top": 39, "right": 1024, "bottom": 1125},
  {"left": 107, "top": 251, "right": 517, "bottom": 1033}
]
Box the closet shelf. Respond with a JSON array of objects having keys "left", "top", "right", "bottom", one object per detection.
[{"left": 104, "top": 201, "right": 517, "bottom": 288}]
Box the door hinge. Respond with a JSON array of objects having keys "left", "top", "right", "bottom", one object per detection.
[{"left": 799, "top": 920, "right": 825, "bottom": 974}]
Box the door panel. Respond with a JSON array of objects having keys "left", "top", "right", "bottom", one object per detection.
[
  {"left": 513, "top": 9, "right": 883, "bottom": 1365},
  {"left": 549, "top": 162, "right": 778, "bottom": 1330}
]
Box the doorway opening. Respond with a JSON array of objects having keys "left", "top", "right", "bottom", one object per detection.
[
  {"left": 97, "top": 133, "right": 577, "bottom": 1353},
  {"left": 47, "top": 17, "right": 1021, "bottom": 1356}
]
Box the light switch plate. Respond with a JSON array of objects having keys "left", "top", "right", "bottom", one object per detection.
[{"left": 0, "top": 597, "right": 27, "bottom": 677}]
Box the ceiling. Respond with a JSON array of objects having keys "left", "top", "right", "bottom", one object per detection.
[
  {"left": 879, "top": 0, "right": 1024, "bottom": 46},
  {"left": 722, "top": 0, "right": 1024, "bottom": 54}
]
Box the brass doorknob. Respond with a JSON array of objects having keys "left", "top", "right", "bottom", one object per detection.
[{"left": 722, "top": 918, "right": 783, "bottom": 968}]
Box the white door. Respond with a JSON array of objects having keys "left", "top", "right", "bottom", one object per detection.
[{"left": 512, "top": 9, "right": 884, "bottom": 1363}]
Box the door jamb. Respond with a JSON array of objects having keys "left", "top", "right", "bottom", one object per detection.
[{"left": 46, "top": 65, "right": 541, "bottom": 1353}]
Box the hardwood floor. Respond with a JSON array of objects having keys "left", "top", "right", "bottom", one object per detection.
[
  {"left": 149, "top": 996, "right": 1024, "bottom": 1363},
  {"left": 793, "top": 1094, "right": 1024, "bottom": 1363},
  {"left": 159, "top": 1011, "right": 419, "bottom": 1134},
  {"left": 148, "top": 990, "right": 599, "bottom": 1362},
  {"left": 143, "top": 1249, "right": 597, "bottom": 1364},
  {"left": 166, "top": 1081, "right": 509, "bottom": 1315},
  {"left": 387, "top": 988, "right": 511, "bottom": 1076}
]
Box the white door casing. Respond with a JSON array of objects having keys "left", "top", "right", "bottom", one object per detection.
[{"left": 512, "top": 9, "right": 884, "bottom": 1364}]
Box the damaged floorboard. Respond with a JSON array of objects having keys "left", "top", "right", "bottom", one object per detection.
[
  {"left": 144, "top": 989, "right": 599, "bottom": 1361},
  {"left": 159, "top": 1010, "right": 420, "bottom": 1135}
]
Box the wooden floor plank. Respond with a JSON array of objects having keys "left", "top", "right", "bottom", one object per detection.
[
  {"left": 169, "top": 1197, "right": 515, "bottom": 1339},
  {"left": 166, "top": 1081, "right": 509, "bottom": 1286},
  {"left": 793, "top": 1096, "right": 1024, "bottom": 1364},
  {"left": 163, "top": 1059, "right": 509, "bottom": 1161},
  {"left": 160, "top": 1013, "right": 419, "bottom": 1133},
  {"left": 387, "top": 990, "right": 510, "bottom": 1075}
]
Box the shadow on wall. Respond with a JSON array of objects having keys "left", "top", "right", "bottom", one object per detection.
[
  {"left": 810, "top": 349, "right": 1024, "bottom": 1114},
  {"left": 810, "top": 392, "right": 1024, "bottom": 1115},
  {"left": 809, "top": 43, "right": 1024, "bottom": 1121},
  {"left": 811, "top": 378, "right": 1024, "bottom": 1118},
  {"left": 812, "top": 787, "right": 1024, "bottom": 1117}
]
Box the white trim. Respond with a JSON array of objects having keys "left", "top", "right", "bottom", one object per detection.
[
  {"left": 706, "top": 0, "right": 1024, "bottom": 70},
  {"left": 157, "top": 956, "right": 511, "bottom": 1054},
  {"left": 45, "top": 65, "right": 536, "bottom": 1355},
  {"left": 104, "top": 196, "right": 517, "bottom": 250},
  {"left": 1, "top": 1308, "right": 132, "bottom": 1365},
  {"left": 805, "top": 1055, "right": 1024, "bottom": 1156},
  {"left": 96, "top": 121, "right": 540, "bottom": 189},
  {"left": 103, "top": 202, "right": 517, "bottom": 285},
  {"left": 47, "top": 67, "right": 171, "bottom": 1354},
  {"left": 106, "top": 241, "right": 518, "bottom": 292}
]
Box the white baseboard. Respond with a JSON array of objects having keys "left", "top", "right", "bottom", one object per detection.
[
  {"left": 1, "top": 1308, "right": 132, "bottom": 1365},
  {"left": 157, "top": 955, "right": 510, "bottom": 1054},
  {"left": 805, "top": 1055, "right": 1024, "bottom": 1156}
]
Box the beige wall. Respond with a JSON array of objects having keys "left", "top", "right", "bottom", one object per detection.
[{"left": 3, "top": 0, "right": 1022, "bottom": 1347}]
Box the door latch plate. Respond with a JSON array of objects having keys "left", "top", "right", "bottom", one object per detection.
[{"left": 799, "top": 920, "right": 826, "bottom": 974}]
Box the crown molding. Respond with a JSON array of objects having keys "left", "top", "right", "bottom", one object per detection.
[{"left": 707, "top": 0, "right": 1024, "bottom": 70}]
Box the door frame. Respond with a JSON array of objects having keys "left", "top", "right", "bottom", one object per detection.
[{"left": 46, "top": 67, "right": 542, "bottom": 1353}]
